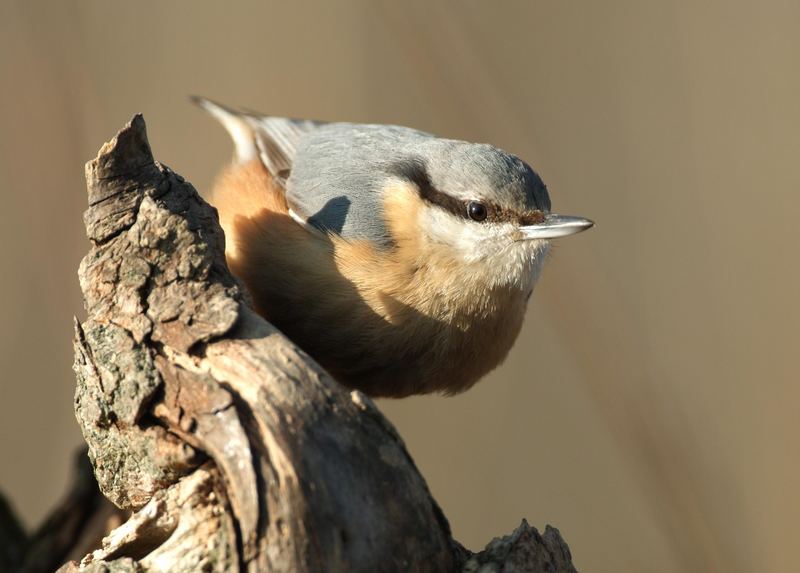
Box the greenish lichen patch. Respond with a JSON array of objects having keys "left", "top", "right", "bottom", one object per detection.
[
  {"left": 73, "top": 320, "right": 200, "bottom": 510},
  {"left": 81, "top": 321, "right": 160, "bottom": 426}
]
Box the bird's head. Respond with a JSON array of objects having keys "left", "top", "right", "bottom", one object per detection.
[{"left": 384, "top": 139, "right": 593, "bottom": 288}]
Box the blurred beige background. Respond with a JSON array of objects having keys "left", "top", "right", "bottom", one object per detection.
[{"left": 1, "top": 1, "right": 798, "bottom": 571}]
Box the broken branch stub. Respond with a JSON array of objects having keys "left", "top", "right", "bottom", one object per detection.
[{"left": 66, "top": 115, "right": 578, "bottom": 573}]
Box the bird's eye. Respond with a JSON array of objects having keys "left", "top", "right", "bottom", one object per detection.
[{"left": 467, "top": 201, "right": 488, "bottom": 222}]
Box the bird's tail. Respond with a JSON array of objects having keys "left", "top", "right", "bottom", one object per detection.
[
  {"left": 190, "top": 95, "right": 259, "bottom": 163},
  {"left": 191, "top": 96, "right": 323, "bottom": 181}
]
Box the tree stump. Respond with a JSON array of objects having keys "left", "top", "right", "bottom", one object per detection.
[{"left": 54, "top": 115, "right": 577, "bottom": 573}]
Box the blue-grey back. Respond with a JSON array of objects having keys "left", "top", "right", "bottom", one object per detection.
[
  {"left": 287, "top": 123, "right": 436, "bottom": 246},
  {"left": 287, "top": 123, "right": 550, "bottom": 247}
]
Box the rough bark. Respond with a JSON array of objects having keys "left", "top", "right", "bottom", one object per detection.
[{"left": 53, "top": 115, "right": 577, "bottom": 572}]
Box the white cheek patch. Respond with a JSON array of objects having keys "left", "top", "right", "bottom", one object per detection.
[
  {"left": 419, "top": 204, "right": 550, "bottom": 288},
  {"left": 420, "top": 206, "right": 506, "bottom": 261}
]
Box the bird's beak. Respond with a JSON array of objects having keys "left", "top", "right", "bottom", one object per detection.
[{"left": 519, "top": 214, "right": 594, "bottom": 239}]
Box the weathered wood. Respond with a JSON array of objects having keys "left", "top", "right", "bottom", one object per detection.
[{"left": 58, "top": 115, "right": 578, "bottom": 572}]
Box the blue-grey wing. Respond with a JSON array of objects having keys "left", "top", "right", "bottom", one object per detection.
[{"left": 286, "top": 123, "right": 434, "bottom": 247}]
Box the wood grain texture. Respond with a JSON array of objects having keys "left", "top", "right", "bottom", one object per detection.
[{"left": 58, "top": 115, "right": 577, "bottom": 573}]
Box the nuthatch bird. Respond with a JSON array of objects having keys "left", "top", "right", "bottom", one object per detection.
[{"left": 194, "top": 97, "right": 593, "bottom": 398}]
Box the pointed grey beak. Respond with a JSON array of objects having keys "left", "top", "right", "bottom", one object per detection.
[{"left": 520, "top": 214, "right": 594, "bottom": 239}]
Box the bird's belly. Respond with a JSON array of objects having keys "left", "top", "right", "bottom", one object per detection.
[{"left": 253, "top": 279, "right": 527, "bottom": 397}]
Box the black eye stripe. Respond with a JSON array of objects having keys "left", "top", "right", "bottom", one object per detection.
[
  {"left": 388, "top": 158, "right": 545, "bottom": 226},
  {"left": 388, "top": 159, "right": 465, "bottom": 218}
]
